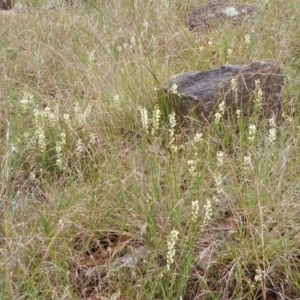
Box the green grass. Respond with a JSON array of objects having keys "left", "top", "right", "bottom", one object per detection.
[{"left": 1, "top": 0, "right": 300, "bottom": 299}]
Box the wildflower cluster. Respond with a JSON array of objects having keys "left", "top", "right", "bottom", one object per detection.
[
  {"left": 214, "top": 100, "right": 226, "bottom": 124},
  {"left": 248, "top": 124, "right": 256, "bottom": 143},
  {"left": 187, "top": 132, "right": 203, "bottom": 177},
  {"left": 138, "top": 106, "right": 149, "bottom": 132},
  {"left": 187, "top": 159, "right": 197, "bottom": 176},
  {"left": 117, "top": 38, "right": 134, "bottom": 53},
  {"left": 217, "top": 151, "right": 224, "bottom": 167},
  {"left": 254, "top": 79, "right": 263, "bottom": 112},
  {"left": 214, "top": 151, "right": 224, "bottom": 195},
  {"left": 19, "top": 91, "right": 33, "bottom": 114},
  {"left": 63, "top": 113, "right": 72, "bottom": 131},
  {"left": 117, "top": 24, "right": 153, "bottom": 55},
  {"left": 151, "top": 105, "right": 161, "bottom": 137},
  {"left": 213, "top": 172, "right": 223, "bottom": 195},
  {"left": 193, "top": 132, "right": 203, "bottom": 145},
  {"left": 231, "top": 78, "right": 237, "bottom": 93},
  {"left": 166, "top": 229, "right": 179, "bottom": 271},
  {"left": 243, "top": 154, "right": 253, "bottom": 174},
  {"left": 75, "top": 138, "right": 84, "bottom": 157},
  {"left": 138, "top": 106, "right": 162, "bottom": 138},
  {"left": 254, "top": 268, "right": 265, "bottom": 282},
  {"left": 74, "top": 102, "right": 92, "bottom": 129},
  {"left": 201, "top": 198, "right": 214, "bottom": 229},
  {"left": 17, "top": 93, "right": 94, "bottom": 173},
  {"left": 245, "top": 34, "right": 251, "bottom": 44},
  {"left": 170, "top": 83, "right": 180, "bottom": 96},
  {"left": 268, "top": 117, "right": 277, "bottom": 146},
  {"left": 55, "top": 132, "right": 67, "bottom": 170},
  {"left": 168, "top": 111, "right": 177, "bottom": 153}
]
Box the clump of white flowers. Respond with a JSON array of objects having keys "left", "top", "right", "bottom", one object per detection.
[
  {"left": 217, "top": 151, "right": 224, "bottom": 167},
  {"left": 187, "top": 159, "right": 197, "bottom": 176},
  {"left": 231, "top": 78, "right": 237, "bottom": 93},
  {"left": 254, "top": 268, "right": 264, "bottom": 282},
  {"left": 74, "top": 102, "right": 92, "bottom": 130},
  {"left": 151, "top": 105, "right": 161, "bottom": 137},
  {"left": 191, "top": 132, "right": 203, "bottom": 153},
  {"left": 268, "top": 117, "right": 277, "bottom": 146},
  {"left": 193, "top": 132, "right": 203, "bottom": 144},
  {"left": 214, "top": 100, "right": 226, "bottom": 124},
  {"left": 227, "top": 48, "right": 233, "bottom": 61},
  {"left": 56, "top": 132, "right": 67, "bottom": 171},
  {"left": 214, "top": 171, "right": 223, "bottom": 195},
  {"left": 201, "top": 198, "right": 214, "bottom": 229},
  {"left": 16, "top": 93, "right": 95, "bottom": 174},
  {"left": 245, "top": 34, "right": 251, "bottom": 44},
  {"left": 166, "top": 229, "right": 179, "bottom": 271},
  {"left": 170, "top": 83, "right": 180, "bottom": 96},
  {"left": 168, "top": 111, "right": 178, "bottom": 153},
  {"left": 254, "top": 79, "right": 263, "bottom": 112},
  {"left": 248, "top": 124, "right": 256, "bottom": 143},
  {"left": 19, "top": 91, "right": 33, "bottom": 114},
  {"left": 138, "top": 106, "right": 162, "bottom": 138},
  {"left": 63, "top": 113, "right": 73, "bottom": 131},
  {"left": 243, "top": 154, "right": 253, "bottom": 173},
  {"left": 214, "top": 151, "right": 225, "bottom": 195},
  {"left": 138, "top": 106, "right": 149, "bottom": 132},
  {"left": 191, "top": 200, "right": 199, "bottom": 223},
  {"left": 75, "top": 138, "right": 84, "bottom": 157}
]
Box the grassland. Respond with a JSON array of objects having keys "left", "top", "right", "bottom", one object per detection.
[{"left": 1, "top": 0, "right": 300, "bottom": 299}]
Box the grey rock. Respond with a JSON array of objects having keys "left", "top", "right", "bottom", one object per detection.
[
  {"left": 0, "top": 1, "right": 27, "bottom": 12},
  {"left": 186, "top": 0, "right": 260, "bottom": 32},
  {"left": 0, "top": 0, "right": 12, "bottom": 10},
  {"left": 161, "top": 60, "right": 283, "bottom": 123},
  {"left": 112, "top": 245, "right": 147, "bottom": 270}
]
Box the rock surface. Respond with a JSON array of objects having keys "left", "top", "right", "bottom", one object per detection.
[
  {"left": 0, "top": 2, "right": 27, "bottom": 14},
  {"left": 186, "top": 0, "right": 259, "bottom": 32},
  {"left": 0, "top": 0, "right": 72, "bottom": 11},
  {"left": 161, "top": 59, "right": 283, "bottom": 123},
  {"left": 0, "top": 0, "right": 12, "bottom": 9}
]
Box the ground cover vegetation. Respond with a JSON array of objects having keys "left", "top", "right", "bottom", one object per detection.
[{"left": 1, "top": 0, "right": 300, "bottom": 298}]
